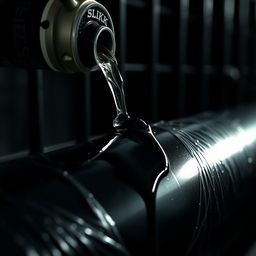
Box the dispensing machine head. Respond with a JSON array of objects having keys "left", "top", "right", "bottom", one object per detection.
[{"left": 40, "top": 0, "right": 116, "bottom": 73}]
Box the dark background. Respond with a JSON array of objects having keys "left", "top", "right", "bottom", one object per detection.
[{"left": 0, "top": 0, "right": 255, "bottom": 161}]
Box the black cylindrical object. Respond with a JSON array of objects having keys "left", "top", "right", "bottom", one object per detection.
[
  {"left": 0, "top": 105, "right": 256, "bottom": 255},
  {"left": 0, "top": 0, "right": 115, "bottom": 72}
]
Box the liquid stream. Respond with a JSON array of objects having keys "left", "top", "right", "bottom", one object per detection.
[
  {"left": 97, "top": 52, "right": 129, "bottom": 129},
  {"left": 96, "top": 50, "right": 170, "bottom": 256},
  {"left": 96, "top": 50, "right": 169, "bottom": 191}
]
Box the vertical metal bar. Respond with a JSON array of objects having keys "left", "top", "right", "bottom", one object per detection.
[
  {"left": 211, "top": 0, "right": 226, "bottom": 109},
  {"left": 150, "top": 0, "right": 160, "bottom": 122},
  {"left": 248, "top": 0, "right": 256, "bottom": 80},
  {"left": 118, "top": 0, "right": 129, "bottom": 110},
  {"left": 76, "top": 73, "right": 91, "bottom": 142},
  {"left": 27, "top": 70, "right": 44, "bottom": 153},
  {"left": 223, "top": 0, "right": 235, "bottom": 65},
  {"left": 236, "top": 0, "right": 250, "bottom": 103},
  {"left": 201, "top": 0, "right": 213, "bottom": 111},
  {"left": 84, "top": 74, "right": 91, "bottom": 138},
  {"left": 223, "top": 0, "right": 236, "bottom": 109},
  {"left": 119, "top": 0, "right": 127, "bottom": 77},
  {"left": 251, "top": 0, "right": 256, "bottom": 93},
  {"left": 177, "top": 0, "right": 189, "bottom": 116}
]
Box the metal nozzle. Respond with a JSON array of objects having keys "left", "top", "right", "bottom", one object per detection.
[{"left": 40, "top": 0, "right": 115, "bottom": 73}]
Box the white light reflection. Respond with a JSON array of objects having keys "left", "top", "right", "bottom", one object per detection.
[
  {"left": 100, "top": 136, "right": 119, "bottom": 152},
  {"left": 59, "top": 241, "right": 69, "bottom": 252},
  {"left": 105, "top": 214, "right": 116, "bottom": 227},
  {"left": 178, "top": 158, "right": 199, "bottom": 180},
  {"left": 178, "top": 125, "right": 256, "bottom": 180},
  {"left": 152, "top": 170, "right": 168, "bottom": 193},
  {"left": 85, "top": 228, "right": 93, "bottom": 236}
]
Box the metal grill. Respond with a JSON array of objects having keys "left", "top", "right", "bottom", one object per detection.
[{"left": 0, "top": 0, "right": 255, "bottom": 160}]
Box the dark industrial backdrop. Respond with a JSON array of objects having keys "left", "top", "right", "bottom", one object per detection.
[{"left": 0, "top": 0, "right": 255, "bottom": 161}]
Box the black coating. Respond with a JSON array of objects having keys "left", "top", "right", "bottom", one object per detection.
[{"left": 0, "top": 105, "right": 255, "bottom": 255}]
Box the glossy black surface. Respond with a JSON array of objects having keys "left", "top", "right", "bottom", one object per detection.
[{"left": 0, "top": 105, "right": 255, "bottom": 255}]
